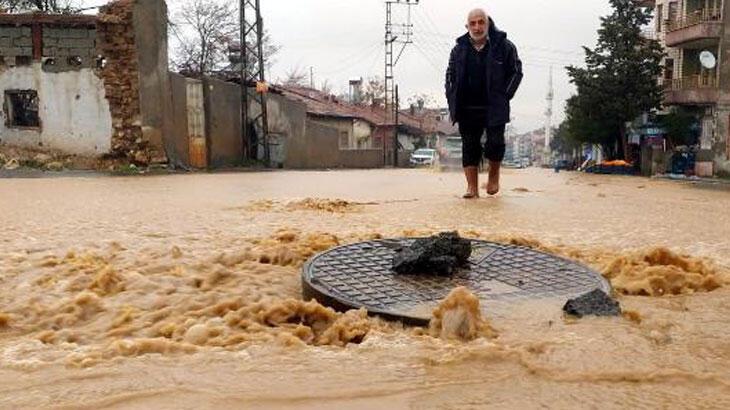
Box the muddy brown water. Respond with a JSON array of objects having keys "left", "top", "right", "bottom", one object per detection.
[{"left": 1, "top": 168, "right": 729, "bottom": 409}]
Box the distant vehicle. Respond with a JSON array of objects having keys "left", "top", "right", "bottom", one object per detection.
[
  {"left": 409, "top": 148, "right": 437, "bottom": 167},
  {"left": 503, "top": 159, "right": 525, "bottom": 169},
  {"left": 553, "top": 159, "right": 571, "bottom": 171}
]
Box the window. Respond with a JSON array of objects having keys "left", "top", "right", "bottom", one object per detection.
[
  {"left": 15, "top": 56, "right": 31, "bottom": 66},
  {"left": 657, "top": 4, "right": 663, "bottom": 32},
  {"left": 4, "top": 90, "right": 40, "bottom": 128}
]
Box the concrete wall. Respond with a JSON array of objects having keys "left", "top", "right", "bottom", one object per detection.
[
  {"left": 711, "top": 0, "right": 730, "bottom": 175},
  {"left": 286, "top": 120, "right": 340, "bottom": 168},
  {"left": 311, "top": 116, "right": 352, "bottom": 149},
  {"left": 353, "top": 119, "right": 373, "bottom": 149},
  {"left": 204, "top": 77, "right": 242, "bottom": 167},
  {"left": 133, "top": 0, "right": 171, "bottom": 161},
  {"left": 168, "top": 72, "right": 190, "bottom": 167},
  {"left": 258, "top": 92, "right": 307, "bottom": 167},
  {"left": 0, "top": 64, "right": 112, "bottom": 155},
  {"left": 339, "top": 149, "right": 383, "bottom": 168}
]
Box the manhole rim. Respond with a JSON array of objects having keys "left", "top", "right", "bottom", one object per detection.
[{"left": 301, "top": 237, "right": 610, "bottom": 325}]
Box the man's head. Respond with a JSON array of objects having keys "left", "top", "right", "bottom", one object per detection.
[{"left": 465, "top": 8, "right": 489, "bottom": 42}]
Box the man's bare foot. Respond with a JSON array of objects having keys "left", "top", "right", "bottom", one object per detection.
[
  {"left": 483, "top": 161, "right": 501, "bottom": 195},
  {"left": 462, "top": 191, "right": 479, "bottom": 199},
  {"left": 480, "top": 182, "right": 498, "bottom": 195}
]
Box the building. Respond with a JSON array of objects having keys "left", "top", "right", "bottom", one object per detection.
[{"left": 643, "top": 0, "right": 730, "bottom": 176}]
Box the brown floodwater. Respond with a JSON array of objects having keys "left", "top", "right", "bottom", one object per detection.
[{"left": 1, "top": 168, "right": 729, "bottom": 409}]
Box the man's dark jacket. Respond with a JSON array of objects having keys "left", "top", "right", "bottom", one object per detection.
[{"left": 445, "top": 17, "right": 523, "bottom": 126}]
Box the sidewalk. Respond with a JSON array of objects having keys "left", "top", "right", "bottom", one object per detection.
[{"left": 653, "top": 173, "right": 730, "bottom": 189}]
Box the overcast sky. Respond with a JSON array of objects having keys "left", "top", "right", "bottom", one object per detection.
[
  {"left": 257, "top": 0, "right": 614, "bottom": 133},
  {"left": 81, "top": 0, "right": 615, "bottom": 133}
]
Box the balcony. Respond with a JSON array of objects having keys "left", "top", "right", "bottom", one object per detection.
[
  {"left": 666, "top": 9, "right": 722, "bottom": 47},
  {"left": 664, "top": 75, "right": 720, "bottom": 105},
  {"left": 641, "top": 29, "right": 658, "bottom": 41}
]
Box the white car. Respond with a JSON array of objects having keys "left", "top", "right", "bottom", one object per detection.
[{"left": 409, "top": 148, "right": 437, "bottom": 167}]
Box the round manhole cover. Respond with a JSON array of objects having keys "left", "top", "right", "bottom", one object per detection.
[{"left": 302, "top": 238, "right": 611, "bottom": 325}]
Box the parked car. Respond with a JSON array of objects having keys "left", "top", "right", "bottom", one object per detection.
[
  {"left": 553, "top": 159, "right": 571, "bottom": 171},
  {"left": 409, "top": 148, "right": 437, "bottom": 167},
  {"left": 503, "top": 159, "right": 524, "bottom": 169}
]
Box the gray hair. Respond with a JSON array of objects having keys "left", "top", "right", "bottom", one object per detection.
[{"left": 467, "top": 8, "right": 488, "bottom": 23}]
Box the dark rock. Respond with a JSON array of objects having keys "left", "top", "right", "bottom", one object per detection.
[
  {"left": 392, "top": 232, "right": 472, "bottom": 276},
  {"left": 563, "top": 289, "right": 621, "bottom": 318}
]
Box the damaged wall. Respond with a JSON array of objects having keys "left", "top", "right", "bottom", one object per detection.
[
  {"left": 97, "top": 0, "right": 167, "bottom": 164},
  {"left": 0, "top": 0, "right": 171, "bottom": 163},
  {"left": 0, "top": 20, "right": 113, "bottom": 155},
  {"left": 0, "top": 65, "right": 113, "bottom": 155}
]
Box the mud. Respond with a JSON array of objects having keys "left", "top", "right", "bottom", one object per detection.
[{"left": 1, "top": 169, "right": 730, "bottom": 409}]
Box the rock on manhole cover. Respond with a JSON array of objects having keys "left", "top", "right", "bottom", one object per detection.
[{"left": 302, "top": 239, "right": 611, "bottom": 325}]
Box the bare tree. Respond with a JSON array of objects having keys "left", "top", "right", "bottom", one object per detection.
[
  {"left": 407, "top": 93, "right": 436, "bottom": 110},
  {"left": 319, "top": 79, "right": 332, "bottom": 95},
  {"left": 282, "top": 66, "right": 309, "bottom": 87},
  {"left": 171, "top": 0, "right": 239, "bottom": 77},
  {"left": 227, "top": 29, "right": 279, "bottom": 74},
  {"left": 170, "top": 0, "right": 280, "bottom": 79},
  {"left": 362, "top": 76, "right": 385, "bottom": 107},
  {"left": 0, "top": 0, "right": 78, "bottom": 13}
]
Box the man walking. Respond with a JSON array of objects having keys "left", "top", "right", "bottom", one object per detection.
[{"left": 445, "top": 8, "right": 522, "bottom": 198}]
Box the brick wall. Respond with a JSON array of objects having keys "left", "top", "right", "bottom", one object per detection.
[
  {"left": 42, "top": 27, "right": 97, "bottom": 72},
  {"left": 0, "top": 26, "right": 32, "bottom": 62}
]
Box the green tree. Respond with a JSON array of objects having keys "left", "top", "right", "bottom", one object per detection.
[
  {"left": 566, "top": 0, "right": 664, "bottom": 159},
  {"left": 550, "top": 121, "right": 580, "bottom": 156}
]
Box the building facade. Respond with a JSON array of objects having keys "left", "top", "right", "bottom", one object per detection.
[{"left": 644, "top": 0, "right": 730, "bottom": 176}]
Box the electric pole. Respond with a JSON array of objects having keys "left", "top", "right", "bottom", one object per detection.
[
  {"left": 543, "top": 66, "right": 554, "bottom": 166},
  {"left": 394, "top": 85, "right": 399, "bottom": 166},
  {"left": 240, "top": 0, "right": 270, "bottom": 165},
  {"left": 385, "top": 0, "right": 418, "bottom": 166}
]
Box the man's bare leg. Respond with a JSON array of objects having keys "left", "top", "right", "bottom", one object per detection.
[
  {"left": 483, "top": 160, "right": 500, "bottom": 195},
  {"left": 463, "top": 166, "right": 479, "bottom": 198}
]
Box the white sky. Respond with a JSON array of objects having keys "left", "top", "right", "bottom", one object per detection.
[{"left": 81, "top": 0, "right": 616, "bottom": 133}]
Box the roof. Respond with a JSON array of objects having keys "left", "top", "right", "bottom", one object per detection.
[
  {"left": 0, "top": 13, "right": 96, "bottom": 27},
  {"left": 276, "top": 84, "right": 393, "bottom": 127},
  {"left": 272, "top": 85, "right": 454, "bottom": 138},
  {"left": 275, "top": 85, "right": 442, "bottom": 136}
]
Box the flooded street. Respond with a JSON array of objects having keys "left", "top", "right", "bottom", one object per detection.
[{"left": 1, "top": 168, "right": 729, "bottom": 409}]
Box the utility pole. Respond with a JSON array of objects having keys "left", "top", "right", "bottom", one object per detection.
[
  {"left": 310, "top": 67, "right": 314, "bottom": 89},
  {"left": 543, "top": 66, "right": 554, "bottom": 166},
  {"left": 384, "top": 0, "right": 418, "bottom": 166},
  {"left": 394, "top": 85, "right": 399, "bottom": 166},
  {"left": 240, "top": 0, "right": 270, "bottom": 165}
]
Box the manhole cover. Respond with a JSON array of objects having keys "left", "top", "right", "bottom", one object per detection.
[{"left": 302, "top": 239, "right": 611, "bottom": 325}]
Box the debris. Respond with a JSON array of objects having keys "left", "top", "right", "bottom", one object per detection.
[
  {"left": 563, "top": 289, "right": 621, "bottom": 318},
  {"left": 45, "top": 161, "right": 64, "bottom": 171},
  {"left": 392, "top": 232, "right": 472, "bottom": 276},
  {"left": 34, "top": 153, "right": 52, "bottom": 163},
  {"left": 3, "top": 158, "right": 19, "bottom": 170}
]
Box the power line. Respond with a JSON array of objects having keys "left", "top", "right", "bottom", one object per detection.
[{"left": 316, "top": 42, "right": 382, "bottom": 76}]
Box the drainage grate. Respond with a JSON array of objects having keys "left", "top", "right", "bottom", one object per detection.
[{"left": 302, "top": 239, "right": 611, "bottom": 325}]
